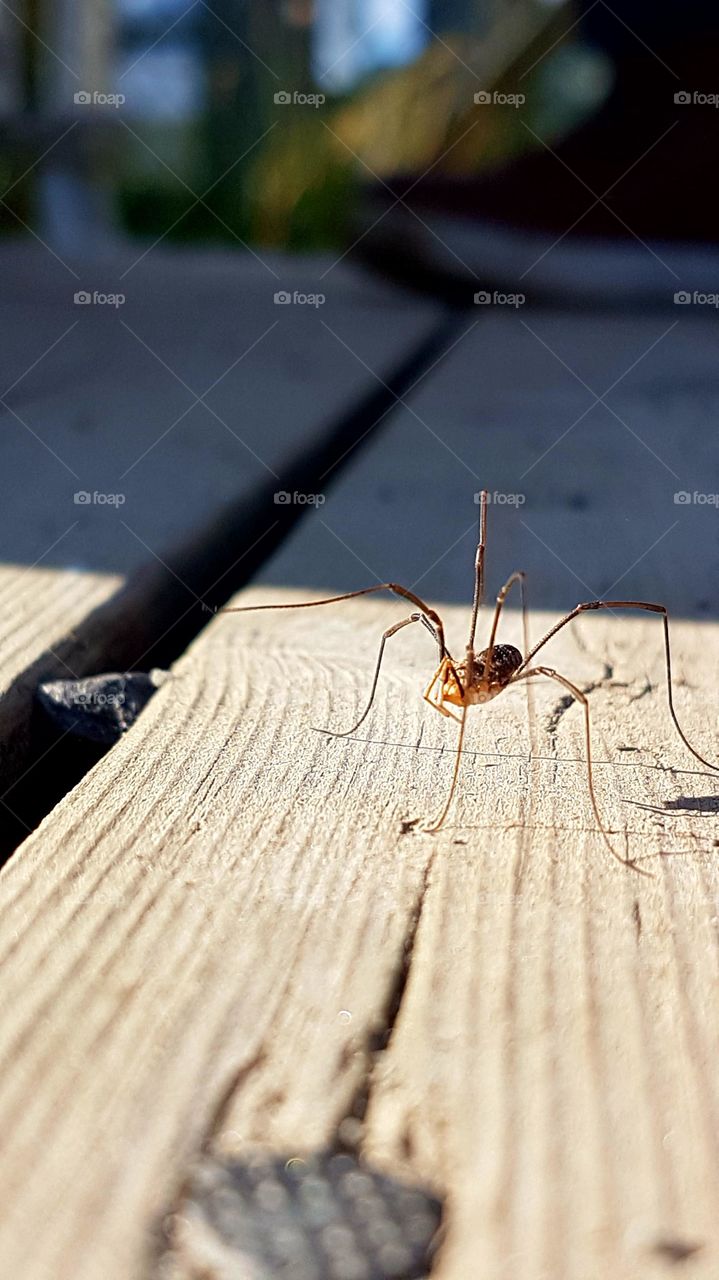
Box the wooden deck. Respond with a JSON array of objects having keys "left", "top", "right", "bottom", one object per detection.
[{"left": 0, "top": 244, "right": 718, "bottom": 1280}]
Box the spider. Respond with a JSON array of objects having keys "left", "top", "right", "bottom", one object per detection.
[{"left": 223, "top": 492, "right": 717, "bottom": 874}]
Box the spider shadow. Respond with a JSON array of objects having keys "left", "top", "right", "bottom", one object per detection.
[
  {"left": 315, "top": 727, "right": 719, "bottom": 785},
  {"left": 625, "top": 794, "right": 719, "bottom": 817}
]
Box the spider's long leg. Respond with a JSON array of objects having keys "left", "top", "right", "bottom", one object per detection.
[
  {"left": 221, "top": 582, "right": 448, "bottom": 655},
  {"left": 516, "top": 666, "right": 652, "bottom": 877},
  {"left": 484, "top": 570, "right": 529, "bottom": 658},
  {"left": 314, "top": 613, "right": 442, "bottom": 737},
  {"left": 516, "top": 600, "right": 718, "bottom": 773},
  {"left": 422, "top": 703, "right": 469, "bottom": 833},
  {"left": 468, "top": 489, "right": 488, "bottom": 650},
  {"left": 478, "top": 569, "right": 529, "bottom": 697},
  {"left": 479, "top": 569, "right": 536, "bottom": 754}
]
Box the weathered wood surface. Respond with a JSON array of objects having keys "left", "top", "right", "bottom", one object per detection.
[
  {"left": 0, "top": 583, "right": 717, "bottom": 1280},
  {"left": 261, "top": 306, "right": 719, "bottom": 616},
  {"left": 0, "top": 245, "right": 440, "bottom": 791}
]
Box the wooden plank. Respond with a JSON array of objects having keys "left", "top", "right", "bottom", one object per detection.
[
  {"left": 259, "top": 305, "right": 719, "bottom": 618},
  {"left": 0, "top": 584, "right": 717, "bottom": 1279},
  {"left": 0, "top": 244, "right": 441, "bottom": 796}
]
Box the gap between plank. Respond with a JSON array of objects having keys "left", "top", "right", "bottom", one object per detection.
[{"left": 0, "top": 308, "right": 462, "bottom": 865}]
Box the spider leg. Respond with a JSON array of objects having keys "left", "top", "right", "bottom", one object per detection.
[
  {"left": 516, "top": 599, "right": 718, "bottom": 773},
  {"left": 479, "top": 567, "right": 531, "bottom": 705},
  {"left": 425, "top": 697, "right": 464, "bottom": 724},
  {"left": 221, "top": 581, "right": 448, "bottom": 658},
  {"left": 476, "top": 568, "right": 536, "bottom": 756},
  {"left": 423, "top": 658, "right": 464, "bottom": 723},
  {"left": 314, "top": 612, "right": 442, "bottom": 737},
  {"left": 483, "top": 570, "right": 529, "bottom": 658},
  {"left": 467, "top": 489, "right": 488, "bottom": 649},
  {"left": 516, "top": 665, "right": 652, "bottom": 878},
  {"left": 422, "top": 703, "right": 469, "bottom": 833}
]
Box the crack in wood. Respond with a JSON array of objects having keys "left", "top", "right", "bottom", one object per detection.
[
  {"left": 150, "top": 856, "right": 439, "bottom": 1275},
  {"left": 147, "top": 1050, "right": 270, "bottom": 1278},
  {"left": 544, "top": 663, "right": 614, "bottom": 741},
  {"left": 200, "top": 1050, "right": 270, "bottom": 1156},
  {"left": 335, "top": 854, "right": 436, "bottom": 1156}
]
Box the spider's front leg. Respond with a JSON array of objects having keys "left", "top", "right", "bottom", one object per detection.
[
  {"left": 400, "top": 659, "right": 467, "bottom": 834},
  {"left": 421, "top": 702, "right": 470, "bottom": 833},
  {"left": 314, "top": 611, "right": 442, "bottom": 737},
  {"left": 423, "top": 658, "right": 464, "bottom": 723}
]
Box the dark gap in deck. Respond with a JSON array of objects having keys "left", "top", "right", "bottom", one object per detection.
[{"left": 0, "top": 307, "right": 463, "bottom": 865}]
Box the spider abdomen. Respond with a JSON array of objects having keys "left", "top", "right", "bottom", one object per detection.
[
  {"left": 441, "top": 643, "right": 524, "bottom": 707},
  {"left": 465, "top": 643, "right": 524, "bottom": 702},
  {"left": 474, "top": 644, "right": 523, "bottom": 687}
]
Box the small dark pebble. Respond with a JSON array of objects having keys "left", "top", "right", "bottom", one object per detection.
[{"left": 37, "top": 671, "right": 166, "bottom": 745}]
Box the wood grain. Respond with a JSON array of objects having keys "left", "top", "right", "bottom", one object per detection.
[{"left": 0, "top": 587, "right": 717, "bottom": 1279}]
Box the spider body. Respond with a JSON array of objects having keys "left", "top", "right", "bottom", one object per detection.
[{"left": 426, "top": 644, "right": 524, "bottom": 714}]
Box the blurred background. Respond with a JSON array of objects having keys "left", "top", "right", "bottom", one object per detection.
[
  {"left": 0, "top": 0, "right": 609, "bottom": 255},
  {"left": 0, "top": 0, "right": 718, "bottom": 620}
]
